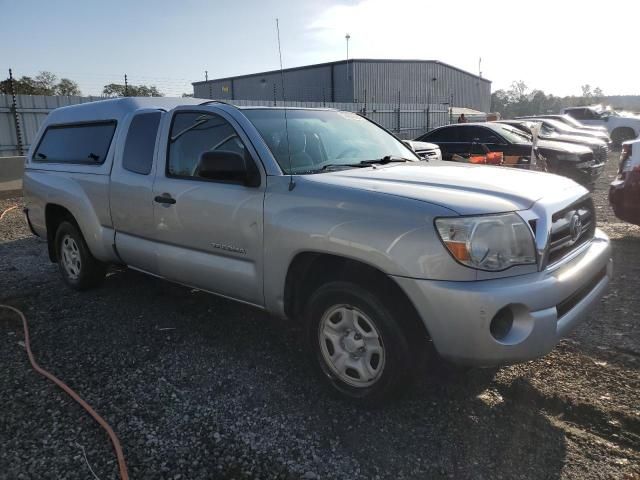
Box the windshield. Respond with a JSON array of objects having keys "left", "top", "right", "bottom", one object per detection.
[
  {"left": 242, "top": 109, "right": 418, "bottom": 174},
  {"left": 541, "top": 118, "right": 576, "bottom": 133},
  {"left": 560, "top": 115, "right": 585, "bottom": 128},
  {"left": 491, "top": 124, "right": 531, "bottom": 144}
]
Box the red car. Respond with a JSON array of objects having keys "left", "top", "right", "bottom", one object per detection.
[{"left": 609, "top": 140, "right": 640, "bottom": 225}]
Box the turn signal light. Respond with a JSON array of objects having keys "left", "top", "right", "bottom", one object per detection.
[{"left": 443, "top": 241, "right": 470, "bottom": 262}]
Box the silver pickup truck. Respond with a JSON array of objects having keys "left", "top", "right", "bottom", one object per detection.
[{"left": 23, "top": 98, "right": 612, "bottom": 403}]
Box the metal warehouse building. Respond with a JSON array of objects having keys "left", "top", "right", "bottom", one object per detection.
[{"left": 193, "top": 59, "right": 491, "bottom": 112}]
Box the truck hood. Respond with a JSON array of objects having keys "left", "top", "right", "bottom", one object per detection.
[
  {"left": 537, "top": 139, "right": 593, "bottom": 154},
  {"left": 305, "top": 161, "right": 585, "bottom": 215},
  {"left": 540, "top": 133, "right": 606, "bottom": 148}
]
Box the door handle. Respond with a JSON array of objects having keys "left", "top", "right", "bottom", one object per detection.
[{"left": 154, "top": 194, "right": 176, "bottom": 205}]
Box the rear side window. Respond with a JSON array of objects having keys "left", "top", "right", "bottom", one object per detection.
[
  {"left": 34, "top": 121, "right": 116, "bottom": 164},
  {"left": 123, "top": 112, "right": 161, "bottom": 175},
  {"left": 420, "top": 127, "right": 458, "bottom": 142}
]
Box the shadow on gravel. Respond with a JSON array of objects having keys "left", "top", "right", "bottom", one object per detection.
[{"left": 1, "top": 237, "right": 569, "bottom": 479}]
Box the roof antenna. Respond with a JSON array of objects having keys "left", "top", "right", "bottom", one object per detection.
[{"left": 276, "top": 18, "right": 295, "bottom": 191}]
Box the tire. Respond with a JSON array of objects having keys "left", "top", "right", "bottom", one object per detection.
[
  {"left": 305, "top": 281, "right": 417, "bottom": 405},
  {"left": 54, "top": 220, "right": 106, "bottom": 290},
  {"left": 611, "top": 128, "right": 635, "bottom": 148}
]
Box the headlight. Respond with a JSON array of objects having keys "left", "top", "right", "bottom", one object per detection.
[{"left": 435, "top": 213, "right": 536, "bottom": 271}]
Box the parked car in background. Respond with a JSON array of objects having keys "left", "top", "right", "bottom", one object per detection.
[
  {"left": 520, "top": 114, "right": 608, "bottom": 134},
  {"left": 416, "top": 123, "right": 602, "bottom": 188},
  {"left": 518, "top": 117, "right": 611, "bottom": 145},
  {"left": 23, "top": 98, "right": 612, "bottom": 403},
  {"left": 609, "top": 139, "right": 640, "bottom": 225},
  {"left": 498, "top": 120, "right": 609, "bottom": 164},
  {"left": 561, "top": 106, "right": 640, "bottom": 146},
  {"left": 404, "top": 140, "right": 442, "bottom": 160}
]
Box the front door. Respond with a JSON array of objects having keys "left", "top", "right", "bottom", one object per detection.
[{"left": 152, "top": 107, "right": 266, "bottom": 306}]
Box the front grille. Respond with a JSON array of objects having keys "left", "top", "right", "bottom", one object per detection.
[
  {"left": 579, "top": 152, "right": 594, "bottom": 164},
  {"left": 417, "top": 150, "right": 439, "bottom": 159},
  {"left": 547, "top": 197, "right": 596, "bottom": 265},
  {"left": 595, "top": 145, "right": 608, "bottom": 164}
]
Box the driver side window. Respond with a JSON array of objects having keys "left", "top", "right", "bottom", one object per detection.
[{"left": 168, "top": 112, "right": 248, "bottom": 178}]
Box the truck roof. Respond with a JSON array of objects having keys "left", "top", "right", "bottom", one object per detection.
[{"left": 45, "top": 97, "right": 338, "bottom": 125}]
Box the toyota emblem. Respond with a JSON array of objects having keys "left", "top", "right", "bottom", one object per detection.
[{"left": 569, "top": 213, "right": 583, "bottom": 243}]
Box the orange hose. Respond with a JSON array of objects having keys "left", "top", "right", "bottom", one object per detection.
[
  {"left": 0, "top": 304, "right": 129, "bottom": 480},
  {"left": 0, "top": 205, "right": 19, "bottom": 221}
]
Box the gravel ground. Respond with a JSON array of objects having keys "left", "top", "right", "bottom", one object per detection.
[{"left": 1, "top": 156, "right": 639, "bottom": 480}]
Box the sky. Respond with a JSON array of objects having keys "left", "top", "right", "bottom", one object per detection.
[{"left": 1, "top": 0, "right": 639, "bottom": 98}]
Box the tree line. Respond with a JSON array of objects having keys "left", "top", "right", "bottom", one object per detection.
[
  {"left": 492, "top": 81, "right": 605, "bottom": 118},
  {"left": 0, "top": 71, "right": 169, "bottom": 97}
]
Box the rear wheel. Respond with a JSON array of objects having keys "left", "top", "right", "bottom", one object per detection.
[
  {"left": 55, "top": 221, "right": 106, "bottom": 290},
  {"left": 611, "top": 128, "right": 636, "bottom": 148},
  {"left": 305, "top": 281, "right": 417, "bottom": 404}
]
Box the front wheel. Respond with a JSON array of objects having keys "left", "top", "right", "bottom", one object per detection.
[
  {"left": 305, "top": 281, "right": 417, "bottom": 404},
  {"left": 54, "top": 221, "right": 106, "bottom": 290}
]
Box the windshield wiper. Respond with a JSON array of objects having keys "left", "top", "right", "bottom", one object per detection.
[
  {"left": 310, "top": 156, "right": 412, "bottom": 174},
  {"left": 360, "top": 155, "right": 412, "bottom": 165},
  {"left": 318, "top": 163, "right": 369, "bottom": 171}
]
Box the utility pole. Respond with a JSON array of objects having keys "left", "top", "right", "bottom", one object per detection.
[
  {"left": 450, "top": 92, "right": 454, "bottom": 124},
  {"left": 8, "top": 69, "right": 24, "bottom": 156},
  {"left": 206, "top": 71, "right": 213, "bottom": 99},
  {"left": 427, "top": 77, "right": 436, "bottom": 131},
  {"left": 124, "top": 74, "right": 129, "bottom": 97},
  {"left": 345, "top": 33, "right": 350, "bottom": 101}
]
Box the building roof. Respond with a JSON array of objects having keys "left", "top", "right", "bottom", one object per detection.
[{"left": 192, "top": 59, "right": 491, "bottom": 86}]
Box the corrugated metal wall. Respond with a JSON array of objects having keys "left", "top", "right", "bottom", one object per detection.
[
  {"left": 193, "top": 60, "right": 490, "bottom": 111},
  {"left": 353, "top": 61, "right": 491, "bottom": 111},
  {"left": 0, "top": 94, "right": 104, "bottom": 156},
  {"left": 194, "top": 63, "right": 354, "bottom": 103}
]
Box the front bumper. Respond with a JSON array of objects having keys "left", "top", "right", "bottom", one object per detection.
[{"left": 393, "top": 228, "right": 612, "bottom": 366}]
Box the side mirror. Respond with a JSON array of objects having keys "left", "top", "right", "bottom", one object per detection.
[{"left": 197, "top": 150, "right": 260, "bottom": 187}]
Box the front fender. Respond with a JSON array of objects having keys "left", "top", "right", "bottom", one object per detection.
[{"left": 262, "top": 176, "right": 474, "bottom": 317}]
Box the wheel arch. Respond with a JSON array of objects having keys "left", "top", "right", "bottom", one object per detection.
[
  {"left": 45, "top": 203, "right": 76, "bottom": 262},
  {"left": 611, "top": 126, "right": 636, "bottom": 145},
  {"left": 283, "top": 252, "right": 430, "bottom": 341}
]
